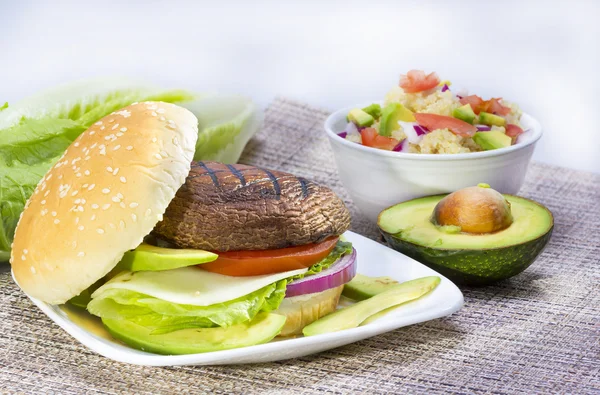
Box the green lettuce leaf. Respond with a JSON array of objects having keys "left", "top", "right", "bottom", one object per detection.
[
  {"left": 88, "top": 280, "right": 286, "bottom": 334},
  {"left": 84, "top": 241, "right": 351, "bottom": 334},
  {"left": 0, "top": 79, "right": 262, "bottom": 261}
]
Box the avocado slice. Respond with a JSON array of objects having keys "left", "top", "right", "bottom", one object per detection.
[
  {"left": 102, "top": 313, "right": 286, "bottom": 355},
  {"left": 473, "top": 131, "right": 512, "bottom": 151},
  {"left": 361, "top": 103, "right": 382, "bottom": 120},
  {"left": 348, "top": 108, "right": 374, "bottom": 127},
  {"left": 115, "top": 243, "right": 218, "bottom": 272},
  {"left": 379, "top": 103, "right": 415, "bottom": 137},
  {"left": 452, "top": 104, "right": 477, "bottom": 124},
  {"left": 378, "top": 194, "right": 553, "bottom": 285},
  {"left": 303, "top": 276, "right": 440, "bottom": 336},
  {"left": 479, "top": 112, "right": 506, "bottom": 126},
  {"left": 342, "top": 273, "right": 399, "bottom": 301}
]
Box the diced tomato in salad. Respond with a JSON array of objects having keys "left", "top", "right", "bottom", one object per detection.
[
  {"left": 460, "top": 95, "right": 511, "bottom": 116},
  {"left": 399, "top": 70, "right": 441, "bottom": 93},
  {"left": 360, "top": 127, "right": 399, "bottom": 150},
  {"left": 505, "top": 124, "right": 524, "bottom": 138},
  {"left": 414, "top": 113, "right": 477, "bottom": 138}
]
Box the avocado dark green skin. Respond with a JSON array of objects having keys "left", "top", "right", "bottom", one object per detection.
[{"left": 381, "top": 227, "right": 553, "bottom": 286}]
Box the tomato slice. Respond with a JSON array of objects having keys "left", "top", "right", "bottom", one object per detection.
[
  {"left": 505, "top": 124, "right": 524, "bottom": 138},
  {"left": 460, "top": 95, "right": 511, "bottom": 116},
  {"left": 399, "top": 70, "right": 441, "bottom": 93},
  {"left": 459, "top": 95, "right": 485, "bottom": 114},
  {"left": 485, "top": 98, "right": 511, "bottom": 116},
  {"left": 414, "top": 113, "right": 477, "bottom": 138},
  {"left": 198, "top": 238, "right": 339, "bottom": 276},
  {"left": 360, "top": 127, "right": 399, "bottom": 150}
]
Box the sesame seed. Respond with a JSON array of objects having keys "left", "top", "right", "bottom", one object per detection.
[
  {"left": 78, "top": 252, "right": 85, "bottom": 257},
  {"left": 113, "top": 145, "right": 121, "bottom": 151},
  {"left": 75, "top": 199, "right": 81, "bottom": 204},
  {"left": 21, "top": 255, "right": 26, "bottom": 261},
  {"left": 106, "top": 166, "right": 113, "bottom": 172},
  {"left": 91, "top": 143, "right": 98, "bottom": 149},
  {"left": 126, "top": 146, "right": 133, "bottom": 151},
  {"left": 119, "top": 220, "right": 126, "bottom": 228},
  {"left": 54, "top": 219, "right": 60, "bottom": 224},
  {"left": 85, "top": 156, "right": 91, "bottom": 161},
  {"left": 116, "top": 132, "right": 123, "bottom": 137},
  {"left": 159, "top": 116, "right": 166, "bottom": 121},
  {"left": 129, "top": 202, "right": 138, "bottom": 208},
  {"left": 113, "top": 168, "right": 119, "bottom": 175},
  {"left": 41, "top": 209, "right": 48, "bottom": 216},
  {"left": 91, "top": 214, "right": 96, "bottom": 221},
  {"left": 89, "top": 131, "right": 95, "bottom": 136},
  {"left": 41, "top": 199, "right": 46, "bottom": 205},
  {"left": 95, "top": 121, "right": 103, "bottom": 126},
  {"left": 173, "top": 137, "right": 179, "bottom": 146},
  {"left": 51, "top": 211, "right": 57, "bottom": 216},
  {"left": 120, "top": 176, "right": 127, "bottom": 183},
  {"left": 154, "top": 153, "right": 162, "bottom": 160},
  {"left": 157, "top": 108, "right": 165, "bottom": 114},
  {"left": 78, "top": 225, "right": 84, "bottom": 231},
  {"left": 120, "top": 127, "right": 127, "bottom": 132},
  {"left": 112, "top": 196, "right": 121, "bottom": 203},
  {"left": 88, "top": 184, "right": 95, "bottom": 191},
  {"left": 145, "top": 209, "right": 152, "bottom": 217},
  {"left": 112, "top": 123, "right": 119, "bottom": 130},
  {"left": 84, "top": 170, "right": 90, "bottom": 176},
  {"left": 102, "top": 204, "right": 111, "bottom": 210},
  {"left": 152, "top": 137, "right": 157, "bottom": 143},
  {"left": 97, "top": 228, "right": 105, "bottom": 234},
  {"left": 109, "top": 223, "right": 116, "bottom": 229},
  {"left": 76, "top": 173, "right": 82, "bottom": 178},
  {"left": 77, "top": 206, "right": 84, "bottom": 212},
  {"left": 151, "top": 111, "right": 157, "bottom": 117},
  {"left": 100, "top": 148, "right": 106, "bottom": 155},
  {"left": 102, "top": 188, "right": 110, "bottom": 194},
  {"left": 75, "top": 217, "right": 80, "bottom": 224},
  {"left": 74, "top": 142, "right": 80, "bottom": 147},
  {"left": 117, "top": 193, "right": 123, "bottom": 199},
  {"left": 82, "top": 184, "right": 89, "bottom": 188},
  {"left": 46, "top": 174, "right": 52, "bottom": 180},
  {"left": 44, "top": 190, "right": 50, "bottom": 197},
  {"left": 23, "top": 249, "right": 28, "bottom": 254},
  {"left": 58, "top": 175, "right": 63, "bottom": 180},
  {"left": 71, "top": 190, "right": 79, "bottom": 196},
  {"left": 109, "top": 119, "right": 115, "bottom": 123},
  {"left": 131, "top": 213, "right": 137, "bottom": 222},
  {"left": 100, "top": 126, "right": 105, "bottom": 130},
  {"left": 30, "top": 266, "right": 36, "bottom": 274}
]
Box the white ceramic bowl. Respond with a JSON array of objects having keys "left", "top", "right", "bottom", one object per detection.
[{"left": 325, "top": 103, "right": 543, "bottom": 223}]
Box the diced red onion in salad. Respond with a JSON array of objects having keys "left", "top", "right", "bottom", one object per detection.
[
  {"left": 476, "top": 125, "right": 491, "bottom": 131},
  {"left": 399, "top": 121, "right": 423, "bottom": 144},
  {"left": 441, "top": 84, "right": 450, "bottom": 92},
  {"left": 337, "top": 132, "right": 348, "bottom": 139},
  {"left": 393, "top": 139, "right": 409, "bottom": 152},
  {"left": 285, "top": 248, "right": 357, "bottom": 297},
  {"left": 414, "top": 125, "right": 429, "bottom": 136}
]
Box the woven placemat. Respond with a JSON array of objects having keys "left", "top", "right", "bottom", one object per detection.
[{"left": 1, "top": 97, "right": 599, "bottom": 394}]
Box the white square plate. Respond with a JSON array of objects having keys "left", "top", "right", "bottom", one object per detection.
[{"left": 13, "top": 231, "right": 463, "bottom": 366}]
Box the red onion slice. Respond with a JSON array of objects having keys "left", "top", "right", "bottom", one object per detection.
[
  {"left": 476, "top": 125, "right": 492, "bottom": 131},
  {"left": 337, "top": 132, "right": 348, "bottom": 139},
  {"left": 285, "top": 248, "right": 357, "bottom": 297},
  {"left": 441, "top": 84, "right": 450, "bottom": 92}
]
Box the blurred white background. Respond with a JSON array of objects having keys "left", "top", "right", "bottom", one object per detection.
[{"left": 1, "top": 0, "right": 599, "bottom": 173}]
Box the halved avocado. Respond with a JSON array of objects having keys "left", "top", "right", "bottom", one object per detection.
[
  {"left": 378, "top": 191, "right": 553, "bottom": 285},
  {"left": 103, "top": 313, "right": 286, "bottom": 355}
]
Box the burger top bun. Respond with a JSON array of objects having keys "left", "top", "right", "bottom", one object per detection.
[{"left": 11, "top": 102, "right": 198, "bottom": 304}]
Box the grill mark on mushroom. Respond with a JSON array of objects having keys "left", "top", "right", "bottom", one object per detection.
[
  {"left": 226, "top": 164, "right": 247, "bottom": 186},
  {"left": 194, "top": 161, "right": 220, "bottom": 187},
  {"left": 260, "top": 167, "right": 281, "bottom": 200},
  {"left": 298, "top": 177, "right": 309, "bottom": 199}
]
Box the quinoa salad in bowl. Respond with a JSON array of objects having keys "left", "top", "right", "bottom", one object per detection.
[{"left": 339, "top": 70, "right": 525, "bottom": 154}]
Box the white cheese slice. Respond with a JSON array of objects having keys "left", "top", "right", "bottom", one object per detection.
[{"left": 92, "top": 266, "right": 308, "bottom": 306}]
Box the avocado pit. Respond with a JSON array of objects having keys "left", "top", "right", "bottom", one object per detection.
[{"left": 431, "top": 185, "right": 513, "bottom": 234}]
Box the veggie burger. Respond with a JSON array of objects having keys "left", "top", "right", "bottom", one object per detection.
[{"left": 11, "top": 102, "right": 356, "bottom": 354}]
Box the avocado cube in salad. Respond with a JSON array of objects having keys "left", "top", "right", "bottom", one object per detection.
[
  {"left": 379, "top": 102, "right": 415, "bottom": 137},
  {"left": 361, "top": 103, "right": 382, "bottom": 120},
  {"left": 479, "top": 112, "right": 506, "bottom": 126},
  {"left": 473, "top": 131, "right": 512, "bottom": 151},
  {"left": 452, "top": 104, "right": 477, "bottom": 124},
  {"left": 348, "top": 108, "right": 374, "bottom": 127}
]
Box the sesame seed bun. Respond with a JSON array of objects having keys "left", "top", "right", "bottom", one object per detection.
[{"left": 11, "top": 102, "right": 199, "bottom": 304}]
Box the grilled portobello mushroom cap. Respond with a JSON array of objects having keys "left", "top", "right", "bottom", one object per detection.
[{"left": 153, "top": 162, "right": 351, "bottom": 251}]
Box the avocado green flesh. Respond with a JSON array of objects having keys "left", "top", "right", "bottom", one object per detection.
[
  {"left": 342, "top": 273, "right": 399, "bottom": 301},
  {"left": 303, "top": 276, "right": 440, "bottom": 336},
  {"left": 116, "top": 243, "right": 218, "bottom": 272},
  {"left": 379, "top": 194, "right": 553, "bottom": 285},
  {"left": 379, "top": 102, "right": 415, "bottom": 137},
  {"left": 102, "top": 313, "right": 286, "bottom": 355},
  {"left": 362, "top": 103, "right": 382, "bottom": 120},
  {"left": 348, "top": 108, "right": 374, "bottom": 127},
  {"left": 453, "top": 104, "right": 477, "bottom": 124},
  {"left": 473, "top": 131, "right": 512, "bottom": 151},
  {"left": 479, "top": 112, "right": 506, "bottom": 126},
  {"left": 379, "top": 195, "right": 552, "bottom": 249}
]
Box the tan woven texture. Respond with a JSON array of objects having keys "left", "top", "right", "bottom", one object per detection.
[{"left": 1, "top": 97, "right": 599, "bottom": 394}]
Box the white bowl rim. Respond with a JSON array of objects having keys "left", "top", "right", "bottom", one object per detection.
[{"left": 324, "top": 101, "right": 542, "bottom": 161}]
